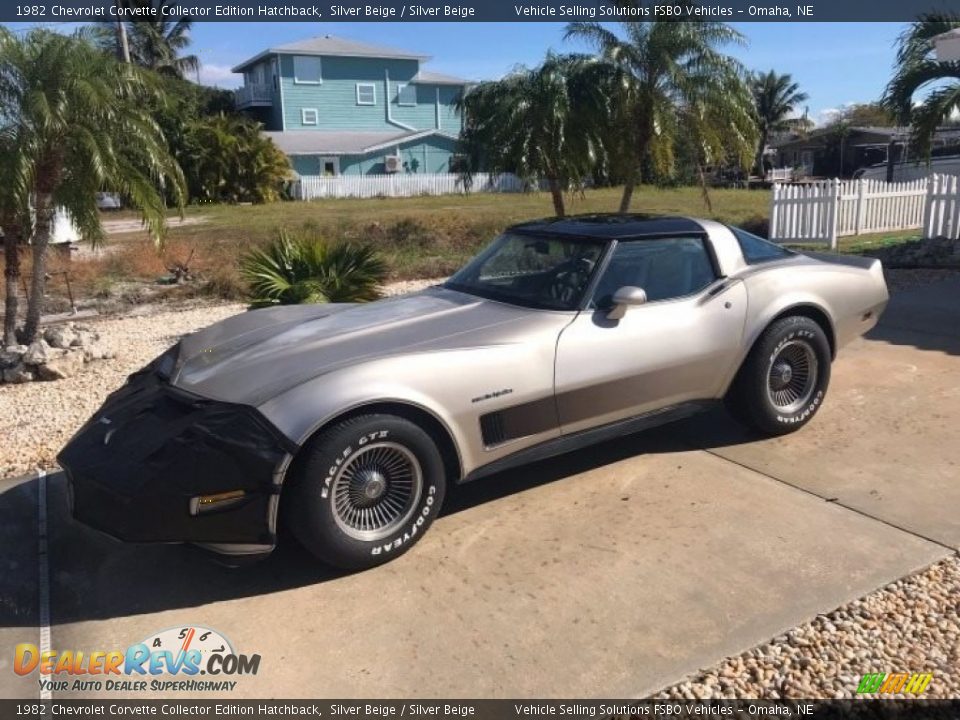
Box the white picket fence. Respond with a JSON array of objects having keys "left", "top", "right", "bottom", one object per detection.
[
  {"left": 767, "top": 167, "right": 794, "bottom": 182},
  {"left": 294, "top": 172, "right": 528, "bottom": 200},
  {"left": 770, "top": 175, "right": 960, "bottom": 249},
  {"left": 923, "top": 173, "right": 960, "bottom": 240}
]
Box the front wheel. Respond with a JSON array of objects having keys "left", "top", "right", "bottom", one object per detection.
[
  {"left": 285, "top": 414, "right": 447, "bottom": 569},
  {"left": 725, "top": 316, "right": 832, "bottom": 436}
]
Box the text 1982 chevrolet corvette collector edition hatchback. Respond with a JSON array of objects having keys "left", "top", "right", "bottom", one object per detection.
[{"left": 59, "top": 215, "right": 889, "bottom": 569}]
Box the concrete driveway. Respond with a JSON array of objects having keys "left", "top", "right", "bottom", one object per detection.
[{"left": 1, "top": 277, "right": 958, "bottom": 699}]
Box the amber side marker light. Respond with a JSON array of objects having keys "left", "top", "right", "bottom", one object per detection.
[{"left": 190, "top": 490, "right": 247, "bottom": 515}]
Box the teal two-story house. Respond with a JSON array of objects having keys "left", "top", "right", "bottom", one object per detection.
[{"left": 232, "top": 35, "right": 469, "bottom": 177}]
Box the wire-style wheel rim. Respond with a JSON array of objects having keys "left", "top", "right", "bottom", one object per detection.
[
  {"left": 330, "top": 442, "right": 422, "bottom": 542},
  {"left": 766, "top": 339, "right": 819, "bottom": 414}
]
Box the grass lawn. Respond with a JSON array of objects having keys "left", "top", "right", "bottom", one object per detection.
[
  {"left": 183, "top": 185, "right": 770, "bottom": 240},
  {"left": 74, "top": 185, "right": 771, "bottom": 301},
  {"left": 13, "top": 185, "right": 933, "bottom": 312},
  {"left": 838, "top": 229, "right": 922, "bottom": 253},
  {"left": 784, "top": 229, "right": 923, "bottom": 255}
]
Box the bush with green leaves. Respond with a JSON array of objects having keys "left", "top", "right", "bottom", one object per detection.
[
  {"left": 241, "top": 231, "right": 387, "bottom": 306},
  {"left": 181, "top": 114, "right": 291, "bottom": 204}
]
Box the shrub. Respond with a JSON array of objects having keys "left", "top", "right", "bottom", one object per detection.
[
  {"left": 200, "top": 266, "right": 247, "bottom": 301},
  {"left": 240, "top": 230, "right": 387, "bottom": 306},
  {"left": 180, "top": 115, "right": 291, "bottom": 204},
  {"left": 739, "top": 215, "right": 770, "bottom": 238}
]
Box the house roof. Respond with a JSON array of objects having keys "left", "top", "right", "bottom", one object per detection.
[
  {"left": 772, "top": 126, "right": 910, "bottom": 151},
  {"left": 774, "top": 125, "right": 960, "bottom": 154},
  {"left": 264, "top": 129, "right": 459, "bottom": 157},
  {"left": 232, "top": 35, "right": 431, "bottom": 73},
  {"left": 414, "top": 69, "right": 469, "bottom": 86}
]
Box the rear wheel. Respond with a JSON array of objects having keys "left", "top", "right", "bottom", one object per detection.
[
  {"left": 286, "top": 414, "right": 446, "bottom": 569},
  {"left": 726, "top": 316, "right": 831, "bottom": 436}
]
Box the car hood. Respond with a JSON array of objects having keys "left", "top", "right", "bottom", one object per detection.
[{"left": 172, "top": 287, "right": 541, "bottom": 404}]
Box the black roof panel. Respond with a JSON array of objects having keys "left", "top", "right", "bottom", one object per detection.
[{"left": 508, "top": 214, "right": 705, "bottom": 240}]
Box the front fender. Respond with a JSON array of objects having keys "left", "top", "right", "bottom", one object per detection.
[{"left": 256, "top": 341, "right": 562, "bottom": 479}]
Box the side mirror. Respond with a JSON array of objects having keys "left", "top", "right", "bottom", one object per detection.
[{"left": 606, "top": 286, "right": 647, "bottom": 320}]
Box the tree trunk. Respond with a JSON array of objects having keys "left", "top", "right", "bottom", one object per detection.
[
  {"left": 3, "top": 218, "right": 22, "bottom": 347},
  {"left": 619, "top": 163, "right": 639, "bottom": 213},
  {"left": 696, "top": 164, "right": 713, "bottom": 214},
  {"left": 22, "top": 194, "right": 53, "bottom": 345},
  {"left": 754, "top": 129, "right": 769, "bottom": 178},
  {"left": 547, "top": 177, "right": 566, "bottom": 217}
]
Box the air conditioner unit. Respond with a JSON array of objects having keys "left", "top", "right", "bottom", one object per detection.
[{"left": 384, "top": 155, "right": 402, "bottom": 173}]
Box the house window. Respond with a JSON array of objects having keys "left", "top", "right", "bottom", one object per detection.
[
  {"left": 293, "top": 56, "right": 322, "bottom": 84},
  {"left": 396, "top": 83, "right": 416, "bottom": 106},
  {"left": 356, "top": 83, "right": 376, "bottom": 105},
  {"left": 301, "top": 108, "right": 318, "bottom": 125},
  {"left": 319, "top": 157, "right": 339, "bottom": 176}
]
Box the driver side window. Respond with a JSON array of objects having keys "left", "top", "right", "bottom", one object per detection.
[{"left": 592, "top": 237, "right": 716, "bottom": 307}]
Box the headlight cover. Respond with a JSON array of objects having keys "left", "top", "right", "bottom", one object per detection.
[{"left": 153, "top": 343, "right": 180, "bottom": 380}]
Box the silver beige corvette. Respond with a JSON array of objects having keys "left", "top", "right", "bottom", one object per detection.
[{"left": 59, "top": 215, "right": 888, "bottom": 569}]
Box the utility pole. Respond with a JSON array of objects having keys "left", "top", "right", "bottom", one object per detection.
[{"left": 115, "top": 0, "right": 130, "bottom": 63}]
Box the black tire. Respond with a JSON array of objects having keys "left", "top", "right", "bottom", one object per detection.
[
  {"left": 286, "top": 414, "right": 446, "bottom": 569},
  {"left": 725, "top": 316, "right": 831, "bottom": 436}
]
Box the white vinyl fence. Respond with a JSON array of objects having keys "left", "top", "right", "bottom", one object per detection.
[
  {"left": 770, "top": 175, "right": 960, "bottom": 249},
  {"left": 294, "top": 172, "right": 528, "bottom": 200}
]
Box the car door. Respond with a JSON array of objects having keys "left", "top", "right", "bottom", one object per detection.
[{"left": 553, "top": 235, "right": 747, "bottom": 435}]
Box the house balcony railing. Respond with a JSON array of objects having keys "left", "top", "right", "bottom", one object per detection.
[{"left": 235, "top": 83, "right": 272, "bottom": 108}]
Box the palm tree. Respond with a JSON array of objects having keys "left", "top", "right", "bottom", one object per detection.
[
  {"left": 565, "top": 12, "right": 757, "bottom": 212},
  {"left": 750, "top": 70, "right": 809, "bottom": 176},
  {"left": 126, "top": 0, "right": 200, "bottom": 79},
  {"left": 93, "top": 0, "right": 199, "bottom": 78},
  {"left": 0, "top": 130, "right": 30, "bottom": 347},
  {"left": 456, "top": 53, "right": 609, "bottom": 216},
  {"left": 883, "top": 14, "right": 960, "bottom": 157},
  {"left": 241, "top": 232, "right": 387, "bottom": 306},
  {"left": 0, "top": 28, "right": 185, "bottom": 344}
]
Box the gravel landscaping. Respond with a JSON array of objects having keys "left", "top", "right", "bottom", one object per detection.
[{"left": 655, "top": 555, "right": 960, "bottom": 699}]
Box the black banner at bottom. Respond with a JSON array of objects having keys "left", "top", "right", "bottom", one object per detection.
[{"left": 3, "top": 700, "right": 960, "bottom": 719}]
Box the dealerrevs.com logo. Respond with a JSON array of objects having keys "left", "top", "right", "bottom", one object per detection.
[{"left": 14, "top": 626, "right": 260, "bottom": 693}]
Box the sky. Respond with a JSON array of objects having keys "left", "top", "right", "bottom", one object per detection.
[{"left": 6, "top": 21, "right": 906, "bottom": 125}]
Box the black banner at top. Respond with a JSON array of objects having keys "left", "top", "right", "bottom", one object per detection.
[{"left": 5, "top": 0, "right": 960, "bottom": 23}]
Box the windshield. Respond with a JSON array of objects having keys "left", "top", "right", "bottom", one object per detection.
[{"left": 445, "top": 233, "right": 606, "bottom": 310}]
